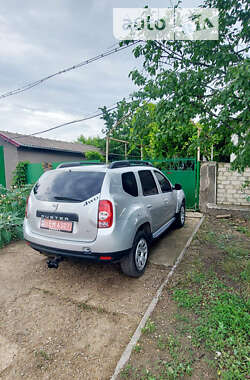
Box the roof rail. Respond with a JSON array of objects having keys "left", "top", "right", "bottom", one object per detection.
[
  {"left": 57, "top": 161, "right": 103, "bottom": 169},
  {"left": 109, "top": 160, "right": 153, "bottom": 169}
]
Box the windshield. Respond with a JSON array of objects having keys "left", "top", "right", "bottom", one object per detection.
[{"left": 34, "top": 170, "right": 106, "bottom": 202}]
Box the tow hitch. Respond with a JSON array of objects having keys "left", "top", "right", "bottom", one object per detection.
[{"left": 47, "top": 256, "right": 64, "bottom": 269}]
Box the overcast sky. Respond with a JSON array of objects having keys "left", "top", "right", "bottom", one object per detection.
[{"left": 0, "top": 0, "right": 204, "bottom": 142}]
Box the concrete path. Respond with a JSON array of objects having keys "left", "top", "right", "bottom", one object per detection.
[{"left": 150, "top": 213, "right": 203, "bottom": 267}]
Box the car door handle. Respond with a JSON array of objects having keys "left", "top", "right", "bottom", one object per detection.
[
  {"left": 164, "top": 199, "right": 169, "bottom": 204},
  {"left": 147, "top": 204, "right": 152, "bottom": 209}
]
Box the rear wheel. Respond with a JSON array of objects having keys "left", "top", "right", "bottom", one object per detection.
[
  {"left": 175, "top": 201, "right": 185, "bottom": 228},
  {"left": 120, "top": 231, "right": 149, "bottom": 278}
]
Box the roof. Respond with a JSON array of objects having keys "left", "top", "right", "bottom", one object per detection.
[{"left": 0, "top": 130, "right": 102, "bottom": 155}]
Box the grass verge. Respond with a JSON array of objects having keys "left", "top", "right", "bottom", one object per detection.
[{"left": 118, "top": 215, "right": 250, "bottom": 380}]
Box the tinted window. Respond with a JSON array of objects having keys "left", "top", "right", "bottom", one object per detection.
[
  {"left": 122, "top": 172, "right": 138, "bottom": 197},
  {"left": 34, "top": 171, "right": 105, "bottom": 202},
  {"left": 138, "top": 170, "right": 158, "bottom": 196},
  {"left": 154, "top": 171, "right": 172, "bottom": 193}
]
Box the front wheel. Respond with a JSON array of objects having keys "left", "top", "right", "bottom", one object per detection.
[
  {"left": 120, "top": 231, "right": 149, "bottom": 278},
  {"left": 174, "top": 202, "right": 185, "bottom": 228}
]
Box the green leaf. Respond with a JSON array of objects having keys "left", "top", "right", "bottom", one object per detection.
[{"left": 1, "top": 229, "right": 12, "bottom": 244}]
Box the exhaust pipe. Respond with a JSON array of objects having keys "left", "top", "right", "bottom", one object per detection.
[{"left": 47, "top": 256, "right": 63, "bottom": 269}]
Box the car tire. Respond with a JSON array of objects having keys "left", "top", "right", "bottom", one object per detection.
[
  {"left": 120, "top": 231, "right": 149, "bottom": 278},
  {"left": 175, "top": 201, "right": 185, "bottom": 228}
]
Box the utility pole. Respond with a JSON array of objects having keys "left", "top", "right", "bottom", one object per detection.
[{"left": 105, "top": 136, "right": 109, "bottom": 164}]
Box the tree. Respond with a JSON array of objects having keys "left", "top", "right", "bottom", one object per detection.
[
  {"left": 100, "top": 98, "right": 198, "bottom": 160},
  {"left": 129, "top": 102, "right": 198, "bottom": 159},
  {"left": 123, "top": 0, "right": 249, "bottom": 170},
  {"left": 100, "top": 99, "right": 142, "bottom": 160},
  {"left": 77, "top": 135, "right": 106, "bottom": 151},
  {"left": 85, "top": 151, "right": 104, "bottom": 162}
]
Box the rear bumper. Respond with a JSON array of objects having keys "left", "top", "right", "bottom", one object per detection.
[{"left": 26, "top": 240, "right": 130, "bottom": 263}]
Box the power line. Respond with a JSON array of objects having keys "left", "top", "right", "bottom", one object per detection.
[
  {"left": 15, "top": 105, "right": 118, "bottom": 138},
  {"left": 14, "top": 96, "right": 148, "bottom": 138},
  {"left": 0, "top": 42, "right": 138, "bottom": 100}
]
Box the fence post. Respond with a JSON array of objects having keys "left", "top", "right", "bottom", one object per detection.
[
  {"left": 106, "top": 137, "right": 109, "bottom": 164},
  {"left": 0, "top": 146, "right": 6, "bottom": 187}
]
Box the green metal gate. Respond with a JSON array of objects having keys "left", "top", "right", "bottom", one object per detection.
[
  {"left": 151, "top": 158, "right": 200, "bottom": 210},
  {"left": 0, "top": 146, "right": 6, "bottom": 188},
  {"left": 26, "top": 160, "right": 101, "bottom": 184}
]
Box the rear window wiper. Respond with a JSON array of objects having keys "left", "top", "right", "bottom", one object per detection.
[{"left": 53, "top": 196, "right": 83, "bottom": 202}]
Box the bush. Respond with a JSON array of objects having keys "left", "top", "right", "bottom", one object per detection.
[
  {"left": 85, "top": 151, "right": 104, "bottom": 162},
  {"left": 0, "top": 185, "right": 32, "bottom": 248},
  {"left": 12, "top": 161, "right": 30, "bottom": 186}
]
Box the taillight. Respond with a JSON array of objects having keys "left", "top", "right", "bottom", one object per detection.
[
  {"left": 25, "top": 195, "right": 30, "bottom": 218},
  {"left": 98, "top": 200, "right": 113, "bottom": 228}
]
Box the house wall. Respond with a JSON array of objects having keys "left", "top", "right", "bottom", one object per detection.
[
  {"left": 17, "top": 148, "right": 83, "bottom": 165},
  {"left": 217, "top": 163, "right": 250, "bottom": 206},
  {"left": 0, "top": 140, "right": 18, "bottom": 188},
  {"left": 0, "top": 138, "right": 85, "bottom": 187}
]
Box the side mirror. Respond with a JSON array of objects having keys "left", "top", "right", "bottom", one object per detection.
[{"left": 174, "top": 183, "right": 182, "bottom": 190}]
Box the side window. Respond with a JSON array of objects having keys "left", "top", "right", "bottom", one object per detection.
[
  {"left": 122, "top": 172, "right": 138, "bottom": 197},
  {"left": 154, "top": 171, "right": 172, "bottom": 193},
  {"left": 138, "top": 170, "right": 158, "bottom": 196}
]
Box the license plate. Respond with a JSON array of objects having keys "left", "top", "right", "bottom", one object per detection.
[{"left": 40, "top": 218, "right": 73, "bottom": 233}]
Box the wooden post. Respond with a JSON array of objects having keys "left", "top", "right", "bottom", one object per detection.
[
  {"left": 197, "top": 126, "right": 201, "bottom": 162},
  {"left": 211, "top": 144, "right": 214, "bottom": 161},
  {"left": 106, "top": 136, "right": 109, "bottom": 164},
  {"left": 125, "top": 143, "right": 127, "bottom": 160}
]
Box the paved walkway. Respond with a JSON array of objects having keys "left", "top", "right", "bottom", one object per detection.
[{"left": 150, "top": 213, "right": 203, "bottom": 267}]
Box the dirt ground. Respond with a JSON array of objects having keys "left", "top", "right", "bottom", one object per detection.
[{"left": 0, "top": 217, "right": 201, "bottom": 380}]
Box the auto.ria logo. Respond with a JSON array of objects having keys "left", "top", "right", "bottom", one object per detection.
[{"left": 113, "top": 8, "right": 218, "bottom": 41}]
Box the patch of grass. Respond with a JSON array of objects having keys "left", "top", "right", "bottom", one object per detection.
[
  {"left": 35, "top": 349, "right": 51, "bottom": 361},
  {"left": 222, "top": 259, "right": 238, "bottom": 276},
  {"left": 236, "top": 226, "right": 250, "bottom": 237},
  {"left": 163, "top": 359, "right": 193, "bottom": 379},
  {"left": 77, "top": 302, "right": 107, "bottom": 314},
  {"left": 174, "top": 313, "right": 189, "bottom": 323},
  {"left": 120, "top": 364, "right": 134, "bottom": 378},
  {"left": 186, "top": 270, "right": 206, "bottom": 284},
  {"left": 156, "top": 335, "right": 194, "bottom": 378},
  {"left": 173, "top": 281, "right": 250, "bottom": 379},
  {"left": 206, "top": 231, "right": 217, "bottom": 242},
  {"left": 141, "top": 319, "right": 156, "bottom": 334},
  {"left": 172, "top": 289, "right": 202, "bottom": 309},
  {"left": 240, "top": 264, "right": 250, "bottom": 282},
  {"left": 224, "top": 245, "right": 249, "bottom": 259},
  {"left": 133, "top": 344, "right": 142, "bottom": 353},
  {"left": 78, "top": 302, "right": 93, "bottom": 311}
]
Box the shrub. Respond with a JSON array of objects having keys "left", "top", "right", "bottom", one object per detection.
[
  {"left": 0, "top": 185, "right": 32, "bottom": 248},
  {"left": 85, "top": 151, "right": 104, "bottom": 162},
  {"left": 12, "top": 161, "right": 30, "bottom": 186}
]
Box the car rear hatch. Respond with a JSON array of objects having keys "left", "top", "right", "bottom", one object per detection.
[{"left": 28, "top": 169, "right": 106, "bottom": 242}]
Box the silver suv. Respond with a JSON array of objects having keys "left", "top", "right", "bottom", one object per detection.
[{"left": 24, "top": 161, "right": 185, "bottom": 277}]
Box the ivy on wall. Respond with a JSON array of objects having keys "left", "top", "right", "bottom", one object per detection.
[{"left": 12, "top": 161, "right": 30, "bottom": 187}]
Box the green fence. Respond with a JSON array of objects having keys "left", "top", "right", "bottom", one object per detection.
[
  {"left": 26, "top": 160, "right": 101, "bottom": 184},
  {"left": 150, "top": 158, "right": 200, "bottom": 210},
  {"left": 26, "top": 158, "right": 200, "bottom": 210},
  {"left": 0, "top": 146, "right": 6, "bottom": 187}
]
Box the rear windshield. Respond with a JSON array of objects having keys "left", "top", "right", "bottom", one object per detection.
[{"left": 33, "top": 171, "right": 106, "bottom": 202}]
